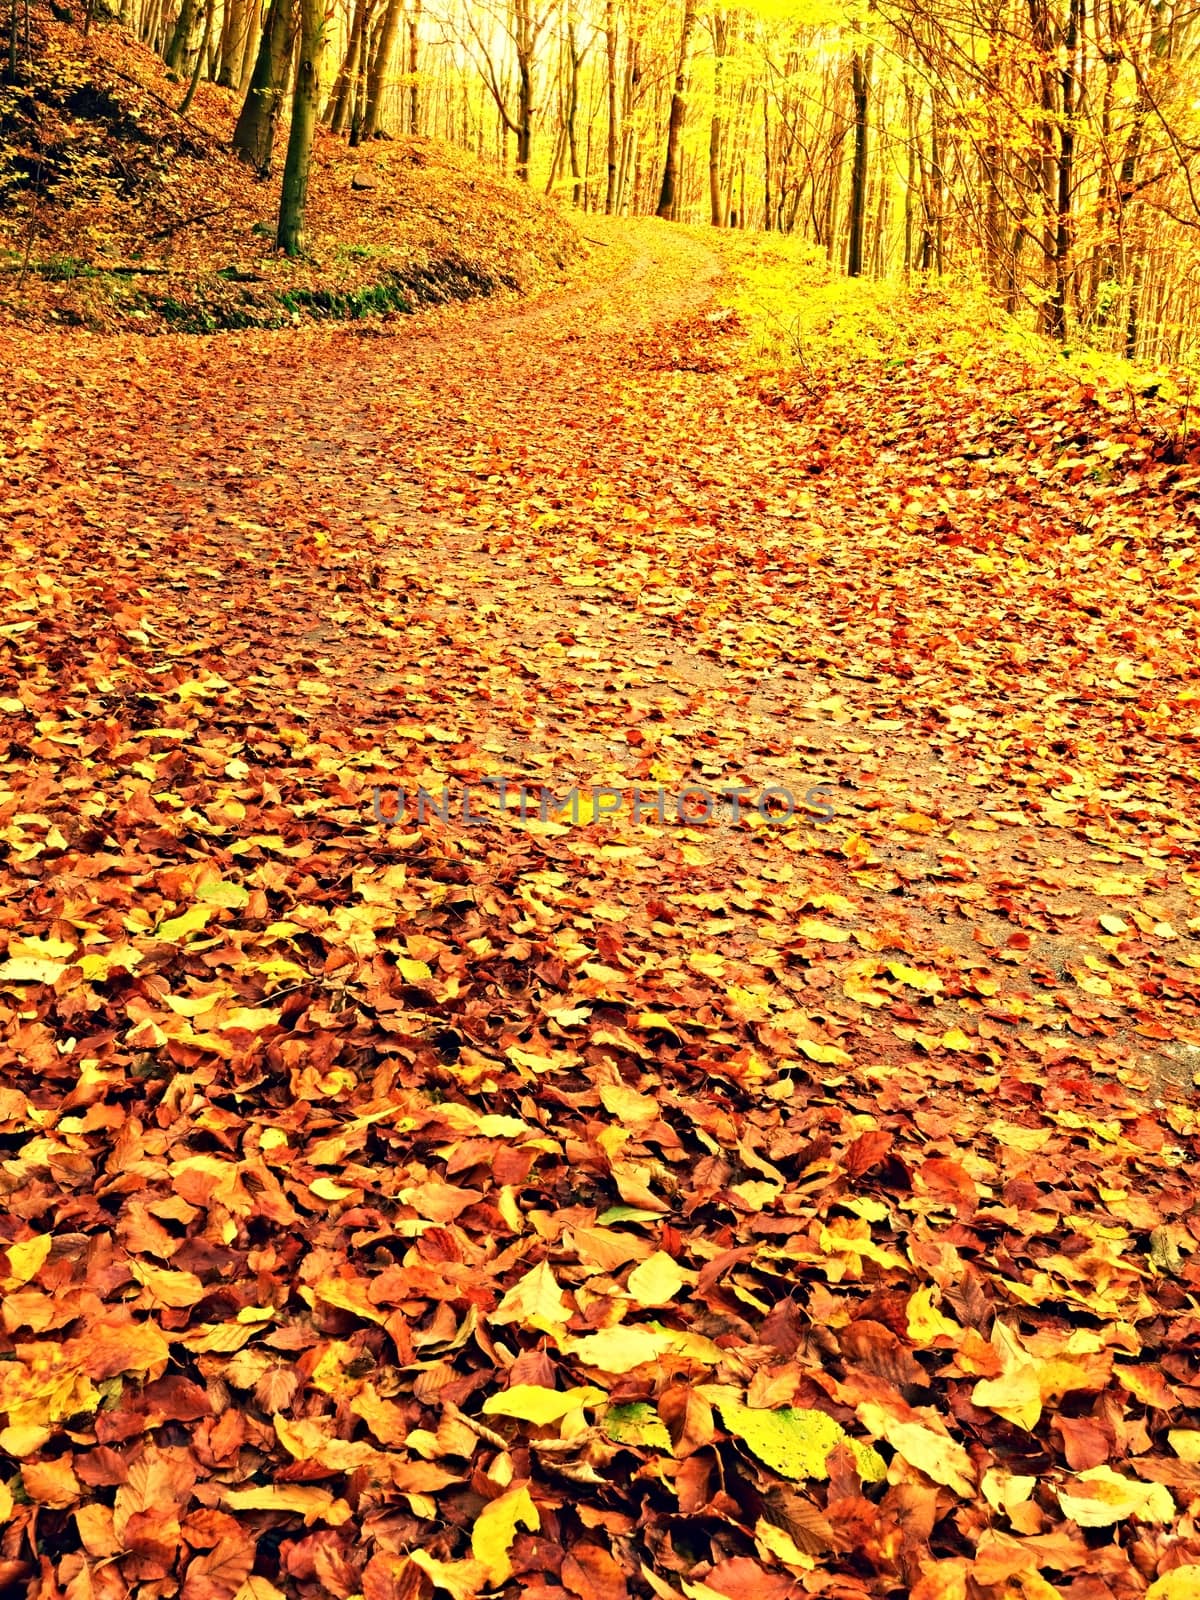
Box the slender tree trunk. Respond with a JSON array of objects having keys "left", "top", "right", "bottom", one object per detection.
[
  {"left": 349, "top": 9, "right": 374, "bottom": 142},
  {"left": 565, "top": 18, "right": 582, "bottom": 205},
  {"left": 179, "top": 0, "right": 214, "bottom": 112},
  {"left": 846, "top": 47, "right": 870, "bottom": 276},
  {"left": 237, "top": 0, "right": 261, "bottom": 91},
  {"left": 903, "top": 77, "right": 915, "bottom": 273},
  {"left": 604, "top": 0, "right": 618, "bottom": 211},
  {"left": 278, "top": 0, "right": 323, "bottom": 253},
  {"left": 233, "top": 0, "right": 295, "bottom": 171},
  {"left": 364, "top": 0, "right": 402, "bottom": 136},
  {"left": 930, "top": 94, "right": 945, "bottom": 275},
  {"left": 516, "top": 61, "right": 532, "bottom": 178},
  {"left": 327, "top": 0, "right": 369, "bottom": 130},
  {"left": 762, "top": 82, "right": 770, "bottom": 231},
  {"left": 215, "top": 0, "right": 237, "bottom": 87},
  {"left": 1125, "top": 235, "right": 1143, "bottom": 359},
  {"left": 407, "top": 0, "right": 419, "bottom": 133},
  {"left": 708, "top": 9, "right": 727, "bottom": 225},
  {"left": 655, "top": 0, "right": 696, "bottom": 219},
  {"left": 510, "top": 0, "right": 535, "bottom": 181},
  {"left": 1041, "top": 0, "right": 1081, "bottom": 338},
  {"left": 981, "top": 8, "right": 1004, "bottom": 289}
]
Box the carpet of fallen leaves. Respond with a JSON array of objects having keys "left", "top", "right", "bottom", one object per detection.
[
  {"left": 2, "top": 218, "right": 1200, "bottom": 1600},
  {"left": 0, "top": 9, "right": 578, "bottom": 332}
]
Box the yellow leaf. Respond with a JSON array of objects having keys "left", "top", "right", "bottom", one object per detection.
[
  {"left": 796, "top": 919, "right": 852, "bottom": 943},
  {"left": 481, "top": 1386, "right": 604, "bottom": 1425},
  {"left": 986, "top": 1121, "right": 1053, "bottom": 1152},
  {"left": 635, "top": 1011, "right": 681, "bottom": 1038},
  {"left": 196, "top": 877, "right": 250, "bottom": 909},
  {"left": 217, "top": 1006, "right": 282, "bottom": 1032},
  {"left": 549, "top": 1005, "right": 592, "bottom": 1027},
  {"left": 310, "top": 1177, "right": 356, "bottom": 1201},
  {"left": 130, "top": 1260, "right": 205, "bottom": 1308},
  {"left": 0, "top": 1425, "right": 51, "bottom": 1458},
  {"left": 1146, "top": 1568, "right": 1200, "bottom": 1599},
  {"left": 686, "top": 951, "right": 725, "bottom": 978},
  {"left": 2, "top": 1234, "right": 52, "bottom": 1288},
  {"left": 1057, "top": 1466, "right": 1175, "bottom": 1526},
  {"left": 156, "top": 904, "right": 215, "bottom": 943},
  {"left": 0, "top": 958, "right": 66, "bottom": 985},
  {"left": 972, "top": 1365, "right": 1043, "bottom": 1431},
  {"left": 599, "top": 1083, "right": 659, "bottom": 1124},
  {"left": 794, "top": 1037, "right": 853, "bottom": 1067},
  {"left": 1091, "top": 875, "right": 1139, "bottom": 896},
  {"left": 397, "top": 957, "right": 433, "bottom": 984},
  {"left": 725, "top": 983, "right": 771, "bottom": 1022},
  {"left": 707, "top": 1391, "right": 884, "bottom": 1483},
  {"left": 0, "top": 1481, "right": 11, "bottom": 1523},
  {"left": 981, "top": 1467, "right": 1037, "bottom": 1516},
  {"left": 222, "top": 1486, "right": 351, "bottom": 1525},
  {"left": 894, "top": 812, "right": 937, "bottom": 833},
  {"left": 490, "top": 1260, "right": 571, "bottom": 1330},
  {"left": 409, "top": 1552, "right": 488, "bottom": 1600},
  {"left": 233, "top": 1581, "right": 289, "bottom": 1600},
  {"left": 627, "top": 1251, "right": 694, "bottom": 1307},
  {"left": 857, "top": 1404, "right": 975, "bottom": 1497},
  {"left": 564, "top": 1325, "right": 676, "bottom": 1373},
  {"left": 1168, "top": 1430, "right": 1200, "bottom": 1464},
  {"left": 10, "top": 936, "right": 75, "bottom": 959},
  {"left": 471, "top": 1484, "right": 539, "bottom": 1585},
  {"left": 887, "top": 962, "right": 944, "bottom": 995},
  {"left": 941, "top": 1028, "right": 975, "bottom": 1052},
  {"left": 906, "top": 1288, "right": 963, "bottom": 1348},
  {"left": 754, "top": 1517, "right": 818, "bottom": 1570}
]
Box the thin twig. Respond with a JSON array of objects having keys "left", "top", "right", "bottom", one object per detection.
[{"left": 146, "top": 200, "right": 236, "bottom": 241}]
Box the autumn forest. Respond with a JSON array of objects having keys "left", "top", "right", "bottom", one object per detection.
[
  {"left": 72, "top": 0, "right": 1200, "bottom": 360},
  {"left": 1, "top": 0, "right": 1199, "bottom": 1594}
]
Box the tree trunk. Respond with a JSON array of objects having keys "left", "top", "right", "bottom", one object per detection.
[
  {"left": 981, "top": 8, "right": 1004, "bottom": 290},
  {"left": 846, "top": 47, "right": 870, "bottom": 277},
  {"left": 277, "top": 0, "right": 322, "bottom": 253},
  {"left": 565, "top": 17, "right": 582, "bottom": 206},
  {"left": 326, "top": 0, "right": 369, "bottom": 130},
  {"left": 164, "top": 0, "right": 197, "bottom": 71},
  {"left": 655, "top": 0, "right": 695, "bottom": 219},
  {"left": 407, "top": 0, "right": 419, "bottom": 133},
  {"left": 215, "top": 0, "right": 238, "bottom": 87},
  {"left": 509, "top": 0, "right": 535, "bottom": 181},
  {"left": 363, "top": 0, "right": 402, "bottom": 136},
  {"left": 762, "top": 82, "right": 770, "bottom": 231},
  {"left": 233, "top": 0, "right": 295, "bottom": 172},
  {"left": 237, "top": 0, "right": 261, "bottom": 91},
  {"left": 604, "top": 0, "right": 618, "bottom": 212},
  {"left": 1048, "top": 0, "right": 1080, "bottom": 340},
  {"left": 179, "top": 0, "right": 214, "bottom": 112},
  {"left": 349, "top": 8, "right": 375, "bottom": 142},
  {"left": 708, "top": 10, "right": 727, "bottom": 225}
]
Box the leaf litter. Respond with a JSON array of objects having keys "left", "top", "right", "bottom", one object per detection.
[{"left": 0, "top": 218, "right": 1199, "bottom": 1599}]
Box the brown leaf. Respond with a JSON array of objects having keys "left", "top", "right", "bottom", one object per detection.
[
  {"left": 658, "top": 1384, "right": 715, "bottom": 1457},
  {"left": 180, "top": 1536, "right": 256, "bottom": 1600},
  {"left": 561, "top": 1544, "right": 629, "bottom": 1600}
]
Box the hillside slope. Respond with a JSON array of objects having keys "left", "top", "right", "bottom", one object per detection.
[{"left": 0, "top": 7, "right": 581, "bottom": 331}]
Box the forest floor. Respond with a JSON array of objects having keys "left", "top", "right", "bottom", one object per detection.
[{"left": 2, "top": 217, "right": 1200, "bottom": 1600}]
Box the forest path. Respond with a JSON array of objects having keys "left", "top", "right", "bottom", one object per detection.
[{"left": 7, "top": 214, "right": 1198, "bottom": 1112}]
